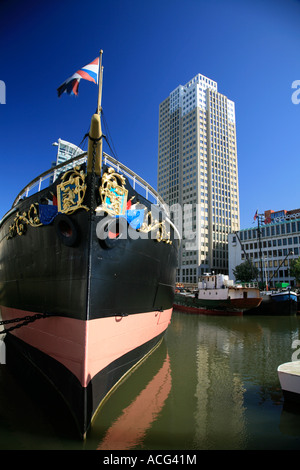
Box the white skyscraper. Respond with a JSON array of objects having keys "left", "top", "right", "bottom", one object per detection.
[{"left": 158, "top": 74, "right": 240, "bottom": 284}]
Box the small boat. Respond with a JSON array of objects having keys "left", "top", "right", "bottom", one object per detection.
[
  {"left": 246, "top": 289, "right": 298, "bottom": 316},
  {"left": 173, "top": 273, "right": 262, "bottom": 316},
  {"left": 278, "top": 361, "right": 300, "bottom": 404},
  {"left": 0, "top": 52, "right": 179, "bottom": 438}
]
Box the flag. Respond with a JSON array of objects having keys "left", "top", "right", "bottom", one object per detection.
[
  {"left": 57, "top": 57, "right": 99, "bottom": 97},
  {"left": 116, "top": 209, "right": 145, "bottom": 230},
  {"left": 253, "top": 209, "right": 258, "bottom": 221},
  {"left": 39, "top": 204, "right": 58, "bottom": 225},
  {"left": 126, "top": 209, "right": 145, "bottom": 230}
]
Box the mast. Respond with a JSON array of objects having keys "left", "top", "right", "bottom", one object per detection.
[
  {"left": 234, "top": 230, "right": 258, "bottom": 282},
  {"left": 97, "top": 50, "right": 103, "bottom": 115},
  {"left": 87, "top": 50, "right": 103, "bottom": 176},
  {"left": 256, "top": 213, "right": 264, "bottom": 288}
]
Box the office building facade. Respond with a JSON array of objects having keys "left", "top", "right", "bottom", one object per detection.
[
  {"left": 158, "top": 74, "right": 240, "bottom": 284},
  {"left": 228, "top": 208, "right": 300, "bottom": 288}
]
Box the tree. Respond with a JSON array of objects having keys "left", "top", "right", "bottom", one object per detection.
[
  {"left": 290, "top": 257, "right": 300, "bottom": 285},
  {"left": 233, "top": 261, "right": 259, "bottom": 283}
]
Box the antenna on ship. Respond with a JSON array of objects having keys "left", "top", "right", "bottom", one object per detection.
[{"left": 87, "top": 49, "right": 104, "bottom": 176}]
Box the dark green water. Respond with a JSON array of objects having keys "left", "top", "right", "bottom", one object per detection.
[{"left": 1, "top": 310, "right": 300, "bottom": 450}]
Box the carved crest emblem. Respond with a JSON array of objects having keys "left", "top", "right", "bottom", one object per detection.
[
  {"left": 99, "top": 167, "right": 128, "bottom": 216},
  {"left": 57, "top": 167, "right": 89, "bottom": 214}
]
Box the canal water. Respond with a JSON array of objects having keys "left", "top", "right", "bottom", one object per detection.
[{"left": 1, "top": 310, "right": 300, "bottom": 450}]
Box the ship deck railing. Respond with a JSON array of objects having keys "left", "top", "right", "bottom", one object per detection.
[
  {"left": 11, "top": 152, "right": 168, "bottom": 211},
  {"left": 238, "top": 281, "right": 259, "bottom": 288},
  {"left": 1, "top": 152, "right": 182, "bottom": 240},
  {"left": 1, "top": 152, "right": 179, "bottom": 235}
]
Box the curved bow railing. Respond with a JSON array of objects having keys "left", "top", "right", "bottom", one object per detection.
[
  {"left": 12, "top": 152, "right": 167, "bottom": 209},
  {"left": 1, "top": 152, "right": 181, "bottom": 240}
]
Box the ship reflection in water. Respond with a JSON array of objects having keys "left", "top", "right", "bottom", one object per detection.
[
  {"left": 1, "top": 311, "right": 300, "bottom": 449},
  {"left": 87, "top": 310, "right": 300, "bottom": 450},
  {"left": 171, "top": 311, "right": 300, "bottom": 450},
  {"left": 96, "top": 348, "right": 171, "bottom": 450}
]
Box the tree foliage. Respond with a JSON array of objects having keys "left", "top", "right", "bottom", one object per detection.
[
  {"left": 290, "top": 257, "right": 300, "bottom": 284},
  {"left": 233, "top": 261, "right": 259, "bottom": 283}
]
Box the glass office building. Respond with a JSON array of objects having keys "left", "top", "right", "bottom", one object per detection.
[{"left": 52, "top": 138, "right": 84, "bottom": 180}]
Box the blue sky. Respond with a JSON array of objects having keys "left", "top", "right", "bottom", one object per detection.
[{"left": 0, "top": 0, "right": 299, "bottom": 228}]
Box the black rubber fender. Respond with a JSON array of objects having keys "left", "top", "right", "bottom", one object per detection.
[
  {"left": 54, "top": 213, "right": 79, "bottom": 247},
  {"left": 97, "top": 216, "right": 128, "bottom": 249}
]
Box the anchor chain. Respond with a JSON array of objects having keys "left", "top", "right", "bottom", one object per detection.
[{"left": 0, "top": 312, "right": 54, "bottom": 335}]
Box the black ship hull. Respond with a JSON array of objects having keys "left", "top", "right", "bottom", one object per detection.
[{"left": 0, "top": 158, "right": 179, "bottom": 438}]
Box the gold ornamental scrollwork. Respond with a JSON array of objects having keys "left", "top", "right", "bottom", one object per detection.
[
  {"left": 138, "top": 211, "right": 172, "bottom": 244},
  {"left": 57, "top": 166, "right": 89, "bottom": 215},
  {"left": 99, "top": 167, "right": 128, "bottom": 216},
  {"left": 8, "top": 203, "right": 42, "bottom": 238},
  {"left": 98, "top": 167, "right": 171, "bottom": 244}
]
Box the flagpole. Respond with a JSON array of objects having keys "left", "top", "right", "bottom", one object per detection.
[
  {"left": 87, "top": 50, "right": 103, "bottom": 176},
  {"left": 97, "top": 50, "right": 103, "bottom": 115},
  {"left": 257, "top": 212, "right": 264, "bottom": 289}
]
